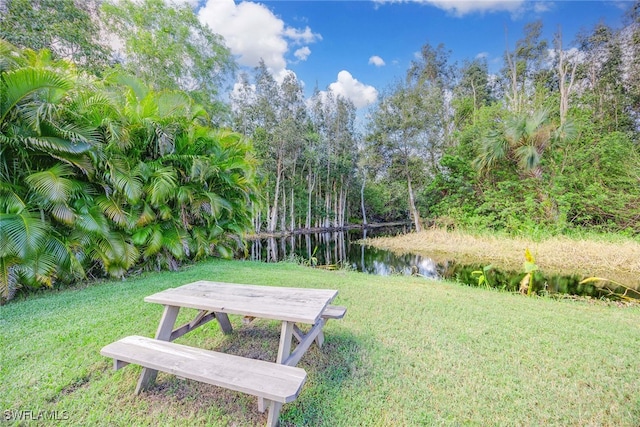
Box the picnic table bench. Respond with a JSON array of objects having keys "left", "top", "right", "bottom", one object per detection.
[{"left": 101, "top": 281, "right": 346, "bottom": 427}]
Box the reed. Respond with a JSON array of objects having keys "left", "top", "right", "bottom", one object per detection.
[{"left": 363, "top": 228, "right": 640, "bottom": 284}]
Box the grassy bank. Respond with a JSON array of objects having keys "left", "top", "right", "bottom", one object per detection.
[
  {"left": 4, "top": 259, "right": 640, "bottom": 426},
  {"left": 364, "top": 228, "right": 640, "bottom": 286}
]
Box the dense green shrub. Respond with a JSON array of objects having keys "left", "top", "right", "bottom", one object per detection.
[{"left": 0, "top": 41, "right": 259, "bottom": 303}]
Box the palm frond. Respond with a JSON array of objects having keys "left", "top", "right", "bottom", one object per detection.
[
  {"left": 474, "top": 130, "right": 508, "bottom": 174},
  {"left": 0, "top": 182, "right": 27, "bottom": 213},
  {"left": 1, "top": 67, "right": 73, "bottom": 122},
  {"left": 111, "top": 168, "right": 143, "bottom": 203},
  {"left": 105, "top": 72, "right": 150, "bottom": 102},
  {"left": 24, "top": 163, "right": 76, "bottom": 204},
  {"left": 75, "top": 204, "right": 110, "bottom": 235},
  {"left": 96, "top": 195, "right": 130, "bottom": 228},
  {"left": 44, "top": 236, "right": 85, "bottom": 279},
  {"left": 135, "top": 202, "right": 156, "bottom": 227},
  {"left": 142, "top": 226, "right": 164, "bottom": 257},
  {"left": 156, "top": 91, "right": 193, "bottom": 119},
  {"left": 16, "top": 250, "right": 58, "bottom": 288},
  {"left": 146, "top": 166, "right": 178, "bottom": 206},
  {"left": 161, "top": 226, "right": 186, "bottom": 259},
  {"left": 23, "top": 136, "right": 93, "bottom": 155},
  {"left": 0, "top": 211, "right": 52, "bottom": 258},
  {"left": 515, "top": 144, "right": 541, "bottom": 173},
  {"left": 49, "top": 202, "right": 76, "bottom": 225}
]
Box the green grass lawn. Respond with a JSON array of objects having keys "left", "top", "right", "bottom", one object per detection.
[{"left": 4, "top": 259, "right": 640, "bottom": 426}]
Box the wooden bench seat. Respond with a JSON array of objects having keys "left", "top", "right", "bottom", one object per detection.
[
  {"left": 322, "top": 305, "right": 347, "bottom": 319},
  {"left": 101, "top": 335, "right": 306, "bottom": 427}
]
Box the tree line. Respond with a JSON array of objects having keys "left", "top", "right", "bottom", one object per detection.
[
  {"left": 2, "top": 0, "right": 640, "bottom": 301},
  {"left": 230, "top": 8, "right": 640, "bottom": 236}
]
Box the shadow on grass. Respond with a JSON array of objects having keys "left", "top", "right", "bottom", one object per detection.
[{"left": 140, "top": 319, "right": 370, "bottom": 426}]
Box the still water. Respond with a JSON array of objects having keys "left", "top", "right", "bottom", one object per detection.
[
  {"left": 243, "top": 226, "right": 638, "bottom": 299},
  {"left": 244, "top": 226, "right": 443, "bottom": 277}
]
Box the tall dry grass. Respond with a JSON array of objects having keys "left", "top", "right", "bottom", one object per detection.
[{"left": 364, "top": 228, "right": 640, "bottom": 283}]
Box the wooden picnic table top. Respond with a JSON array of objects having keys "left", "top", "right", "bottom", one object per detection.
[{"left": 144, "top": 281, "right": 338, "bottom": 324}]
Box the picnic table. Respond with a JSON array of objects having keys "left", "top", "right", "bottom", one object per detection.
[{"left": 101, "top": 280, "right": 346, "bottom": 427}]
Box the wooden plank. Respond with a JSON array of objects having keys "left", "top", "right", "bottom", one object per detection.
[
  {"left": 145, "top": 281, "right": 337, "bottom": 324},
  {"left": 276, "top": 322, "right": 294, "bottom": 364},
  {"left": 292, "top": 324, "right": 304, "bottom": 343},
  {"left": 266, "top": 401, "right": 283, "bottom": 427},
  {"left": 214, "top": 312, "right": 233, "bottom": 334},
  {"left": 145, "top": 284, "right": 333, "bottom": 323},
  {"left": 101, "top": 336, "right": 306, "bottom": 403},
  {"left": 283, "top": 319, "right": 325, "bottom": 367},
  {"left": 114, "top": 359, "right": 129, "bottom": 370},
  {"left": 322, "top": 305, "right": 347, "bottom": 320},
  {"left": 136, "top": 305, "right": 179, "bottom": 394},
  {"left": 170, "top": 311, "right": 218, "bottom": 341}
]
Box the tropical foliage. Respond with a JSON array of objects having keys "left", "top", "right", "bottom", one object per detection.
[
  {"left": 0, "top": 41, "right": 258, "bottom": 302},
  {"left": 2, "top": 0, "right": 640, "bottom": 302}
]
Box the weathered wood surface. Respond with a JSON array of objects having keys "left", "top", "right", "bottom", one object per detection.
[
  {"left": 101, "top": 335, "right": 307, "bottom": 403},
  {"left": 136, "top": 305, "right": 180, "bottom": 393},
  {"left": 282, "top": 319, "right": 325, "bottom": 367},
  {"left": 322, "top": 305, "right": 347, "bottom": 319},
  {"left": 145, "top": 281, "right": 338, "bottom": 324}
]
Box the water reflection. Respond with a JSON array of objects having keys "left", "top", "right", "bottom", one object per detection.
[
  {"left": 246, "top": 226, "right": 440, "bottom": 277},
  {"left": 243, "top": 227, "right": 638, "bottom": 299}
]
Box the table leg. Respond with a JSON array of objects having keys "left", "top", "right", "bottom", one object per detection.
[
  {"left": 281, "top": 319, "right": 325, "bottom": 366},
  {"left": 214, "top": 311, "right": 233, "bottom": 334},
  {"left": 135, "top": 305, "right": 179, "bottom": 394},
  {"left": 276, "top": 321, "right": 294, "bottom": 364}
]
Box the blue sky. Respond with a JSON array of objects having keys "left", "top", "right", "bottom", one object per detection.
[{"left": 192, "top": 0, "right": 632, "bottom": 109}]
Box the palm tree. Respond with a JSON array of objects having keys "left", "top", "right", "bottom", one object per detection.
[
  {"left": 473, "top": 108, "right": 576, "bottom": 223},
  {"left": 102, "top": 75, "right": 259, "bottom": 271},
  {"left": 0, "top": 42, "right": 260, "bottom": 302},
  {"left": 474, "top": 108, "right": 575, "bottom": 179},
  {"left": 0, "top": 41, "right": 101, "bottom": 302}
]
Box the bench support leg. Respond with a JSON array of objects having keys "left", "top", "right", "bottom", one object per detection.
[
  {"left": 136, "top": 305, "right": 180, "bottom": 394},
  {"left": 258, "top": 397, "right": 266, "bottom": 413},
  {"left": 266, "top": 400, "right": 283, "bottom": 427}
]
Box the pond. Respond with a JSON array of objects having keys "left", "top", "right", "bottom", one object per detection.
[{"left": 242, "top": 226, "right": 640, "bottom": 300}]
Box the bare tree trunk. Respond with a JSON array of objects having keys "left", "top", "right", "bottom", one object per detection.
[
  {"left": 268, "top": 158, "right": 283, "bottom": 232},
  {"left": 332, "top": 181, "right": 340, "bottom": 227},
  {"left": 360, "top": 171, "right": 367, "bottom": 226},
  {"left": 280, "top": 187, "right": 286, "bottom": 232},
  {"left": 505, "top": 26, "right": 520, "bottom": 113},
  {"left": 555, "top": 27, "right": 578, "bottom": 125},
  {"left": 407, "top": 175, "right": 422, "bottom": 232},
  {"left": 290, "top": 186, "right": 295, "bottom": 232},
  {"left": 306, "top": 172, "right": 314, "bottom": 229},
  {"left": 324, "top": 186, "right": 331, "bottom": 228}
]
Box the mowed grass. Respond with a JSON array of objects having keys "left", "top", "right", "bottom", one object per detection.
[{"left": 3, "top": 259, "right": 640, "bottom": 426}]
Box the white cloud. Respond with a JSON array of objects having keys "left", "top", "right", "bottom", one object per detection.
[
  {"left": 284, "top": 26, "right": 322, "bottom": 45},
  {"left": 369, "top": 55, "right": 386, "bottom": 67},
  {"left": 533, "top": 1, "right": 554, "bottom": 13},
  {"left": 198, "top": 0, "right": 321, "bottom": 78},
  {"left": 327, "top": 70, "right": 378, "bottom": 109},
  {"left": 476, "top": 52, "right": 489, "bottom": 59},
  {"left": 294, "top": 46, "right": 312, "bottom": 61},
  {"left": 374, "top": 0, "right": 526, "bottom": 17}
]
